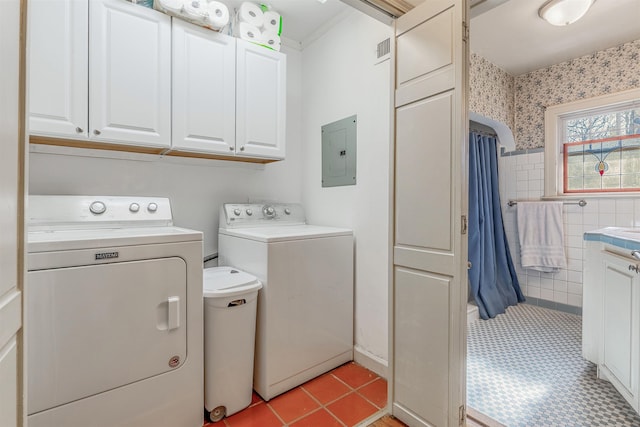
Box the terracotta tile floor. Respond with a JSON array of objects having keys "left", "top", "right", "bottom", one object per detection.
[{"left": 204, "top": 362, "right": 386, "bottom": 427}]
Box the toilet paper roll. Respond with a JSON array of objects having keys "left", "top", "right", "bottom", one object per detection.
[
  {"left": 156, "top": 0, "right": 184, "bottom": 14},
  {"left": 238, "top": 2, "right": 264, "bottom": 27},
  {"left": 183, "top": 0, "right": 209, "bottom": 20},
  {"left": 263, "top": 11, "right": 281, "bottom": 35},
  {"left": 261, "top": 30, "right": 281, "bottom": 51},
  {"left": 206, "top": 1, "right": 229, "bottom": 30},
  {"left": 238, "top": 22, "right": 262, "bottom": 43}
]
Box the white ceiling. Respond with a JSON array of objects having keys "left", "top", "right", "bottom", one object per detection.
[
  {"left": 225, "top": 0, "right": 350, "bottom": 45},
  {"left": 235, "top": 0, "right": 640, "bottom": 74},
  {"left": 470, "top": 0, "right": 640, "bottom": 76}
]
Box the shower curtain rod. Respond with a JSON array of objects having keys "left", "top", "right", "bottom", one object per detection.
[{"left": 507, "top": 199, "right": 587, "bottom": 207}]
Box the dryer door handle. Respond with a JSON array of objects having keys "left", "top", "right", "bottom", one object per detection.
[{"left": 167, "top": 296, "right": 180, "bottom": 330}]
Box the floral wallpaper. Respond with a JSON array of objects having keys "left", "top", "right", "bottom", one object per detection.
[
  {"left": 470, "top": 39, "right": 640, "bottom": 150},
  {"left": 514, "top": 39, "right": 640, "bottom": 149},
  {"left": 469, "top": 53, "right": 515, "bottom": 133}
]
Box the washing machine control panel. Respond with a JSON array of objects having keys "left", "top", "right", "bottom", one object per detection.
[{"left": 221, "top": 203, "right": 306, "bottom": 227}]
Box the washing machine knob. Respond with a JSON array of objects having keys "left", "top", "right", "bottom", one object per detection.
[
  {"left": 246, "top": 209, "right": 253, "bottom": 216},
  {"left": 89, "top": 201, "right": 106, "bottom": 215},
  {"left": 263, "top": 205, "right": 276, "bottom": 218},
  {"left": 233, "top": 208, "right": 241, "bottom": 216},
  {"left": 148, "top": 203, "right": 158, "bottom": 213},
  {"left": 129, "top": 203, "right": 140, "bottom": 213}
]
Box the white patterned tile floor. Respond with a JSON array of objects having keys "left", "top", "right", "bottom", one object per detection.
[{"left": 467, "top": 304, "right": 640, "bottom": 427}]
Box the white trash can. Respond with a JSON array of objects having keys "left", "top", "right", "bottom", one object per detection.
[{"left": 203, "top": 266, "right": 262, "bottom": 422}]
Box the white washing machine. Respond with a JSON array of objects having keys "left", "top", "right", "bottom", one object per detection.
[
  {"left": 218, "top": 203, "right": 354, "bottom": 401},
  {"left": 26, "top": 195, "right": 203, "bottom": 427}
]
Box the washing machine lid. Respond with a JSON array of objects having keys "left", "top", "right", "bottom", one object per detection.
[
  {"left": 218, "top": 224, "right": 353, "bottom": 243},
  {"left": 203, "top": 267, "right": 262, "bottom": 298}
]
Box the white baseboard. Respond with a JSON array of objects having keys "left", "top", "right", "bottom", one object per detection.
[
  {"left": 354, "top": 345, "right": 388, "bottom": 379},
  {"left": 467, "top": 303, "right": 480, "bottom": 324}
]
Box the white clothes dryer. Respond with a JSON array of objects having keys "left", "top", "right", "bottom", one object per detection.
[
  {"left": 218, "top": 203, "right": 354, "bottom": 401},
  {"left": 26, "top": 196, "right": 203, "bottom": 427}
]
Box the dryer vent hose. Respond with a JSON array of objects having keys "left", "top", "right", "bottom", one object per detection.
[{"left": 203, "top": 253, "right": 219, "bottom": 264}]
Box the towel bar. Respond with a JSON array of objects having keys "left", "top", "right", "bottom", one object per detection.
[{"left": 507, "top": 199, "right": 587, "bottom": 207}]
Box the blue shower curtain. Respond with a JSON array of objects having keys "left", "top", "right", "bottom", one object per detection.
[{"left": 468, "top": 132, "right": 524, "bottom": 319}]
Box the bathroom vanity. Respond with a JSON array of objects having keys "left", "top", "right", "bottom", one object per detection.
[{"left": 583, "top": 227, "right": 640, "bottom": 414}]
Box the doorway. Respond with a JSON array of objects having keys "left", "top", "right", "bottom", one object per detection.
[{"left": 466, "top": 0, "right": 640, "bottom": 425}]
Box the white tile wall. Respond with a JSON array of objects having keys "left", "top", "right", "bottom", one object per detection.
[{"left": 498, "top": 150, "right": 640, "bottom": 308}]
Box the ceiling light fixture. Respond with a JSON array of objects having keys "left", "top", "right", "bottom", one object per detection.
[{"left": 538, "top": 0, "right": 595, "bottom": 26}]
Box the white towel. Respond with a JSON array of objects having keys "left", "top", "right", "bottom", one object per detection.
[{"left": 517, "top": 201, "right": 567, "bottom": 272}]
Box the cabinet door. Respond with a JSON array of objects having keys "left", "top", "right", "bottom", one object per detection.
[
  {"left": 172, "top": 20, "right": 236, "bottom": 155},
  {"left": 90, "top": 0, "right": 171, "bottom": 148},
  {"left": 601, "top": 252, "right": 639, "bottom": 409},
  {"left": 236, "top": 40, "right": 286, "bottom": 159},
  {"left": 29, "top": 0, "right": 88, "bottom": 139},
  {"left": 0, "top": 0, "right": 24, "bottom": 424},
  {"left": 392, "top": 0, "right": 467, "bottom": 425}
]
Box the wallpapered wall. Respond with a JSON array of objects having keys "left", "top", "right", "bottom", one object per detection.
[
  {"left": 515, "top": 39, "right": 640, "bottom": 149},
  {"left": 470, "top": 39, "right": 640, "bottom": 150},
  {"left": 469, "top": 53, "right": 515, "bottom": 133}
]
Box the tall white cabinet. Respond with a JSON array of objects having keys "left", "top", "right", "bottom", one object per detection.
[
  {"left": 30, "top": 0, "right": 171, "bottom": 149},
  {"left": 392, "top": 0, "right": 467, "bottom": 425}
]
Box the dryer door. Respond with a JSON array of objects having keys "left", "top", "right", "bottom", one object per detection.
[{"left": 27, "top": 257, "right": 187, "bottom": 414}]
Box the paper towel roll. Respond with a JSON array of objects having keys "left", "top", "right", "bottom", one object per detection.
[
  {"left": 206, "top": 1, "right": 229, "bottom": 30},
  {"left": 238, "top": 22, "right": 262, "bottom": 43},
  {"left": 261, "top": 30, "right": 281, "bottom": 51},
  {"left": 263, "top": 11, "right": 281, "bottom": 35},
  {"left": 238, "top": 2, "right": 264, "bottom": 27}
]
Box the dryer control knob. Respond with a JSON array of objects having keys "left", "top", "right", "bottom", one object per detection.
[
  {"left": 246, "top": 209, "right": 253, "bottom": 216},
  {"left": 148, "top": 203, "right": 158, "bottom": 213},
  {"left": 233, "top": 208, "right": 241, "bottom": 216},
  {"left": 263, "top": 205, "right": 276, "bottom": 218},
  {"left": 129, "top": 203, "right": 140, "bottom": 213},
  {"left": 89, "top": 201, "right": 106, "bottom": 215}
]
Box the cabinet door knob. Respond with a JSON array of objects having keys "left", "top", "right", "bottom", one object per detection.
[
  {"left": 93, "top": 129, "right": 101, "bottom": 136},
  {"left": 76, "top": 127, "right": 83, "bottom": 133},
  {"left": 631, "top": 250, "right": 640, "bottom": 261},
  {"left": 229, "top": 146, "right": 234, "bottom": 151},
  {"left": 240, "top": 146, "right": 245, "bottom": 151}
]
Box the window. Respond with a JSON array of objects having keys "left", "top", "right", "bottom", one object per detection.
[{"left": 544, "top": 88, "right": 640, "bottom": 197}]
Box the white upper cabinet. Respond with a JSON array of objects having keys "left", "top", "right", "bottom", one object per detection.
[
  {"left": 236, "top": 39, "right": 286, "bottom": 160},
  {"left": 29, "top": 0, "right": 88, "bottom": 139},
  {"left": 90, "top": 0, "right": 171, "bottom": 148},
  {"left": 172, "top": 19, "right": 236, "bottom": 155},
  {"left": 28, "top": 0, "right": 286, "bottom": 161}
]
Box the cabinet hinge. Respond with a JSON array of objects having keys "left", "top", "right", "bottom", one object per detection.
[
  {"left": 461, "top": 215, "right": 467, "bottom": 235},
  {"left": 459, "top": 404, "right": 466, "bottom": 425},
  {"left": 462, "top": 21, "right": 469, "bottom": 43}
]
